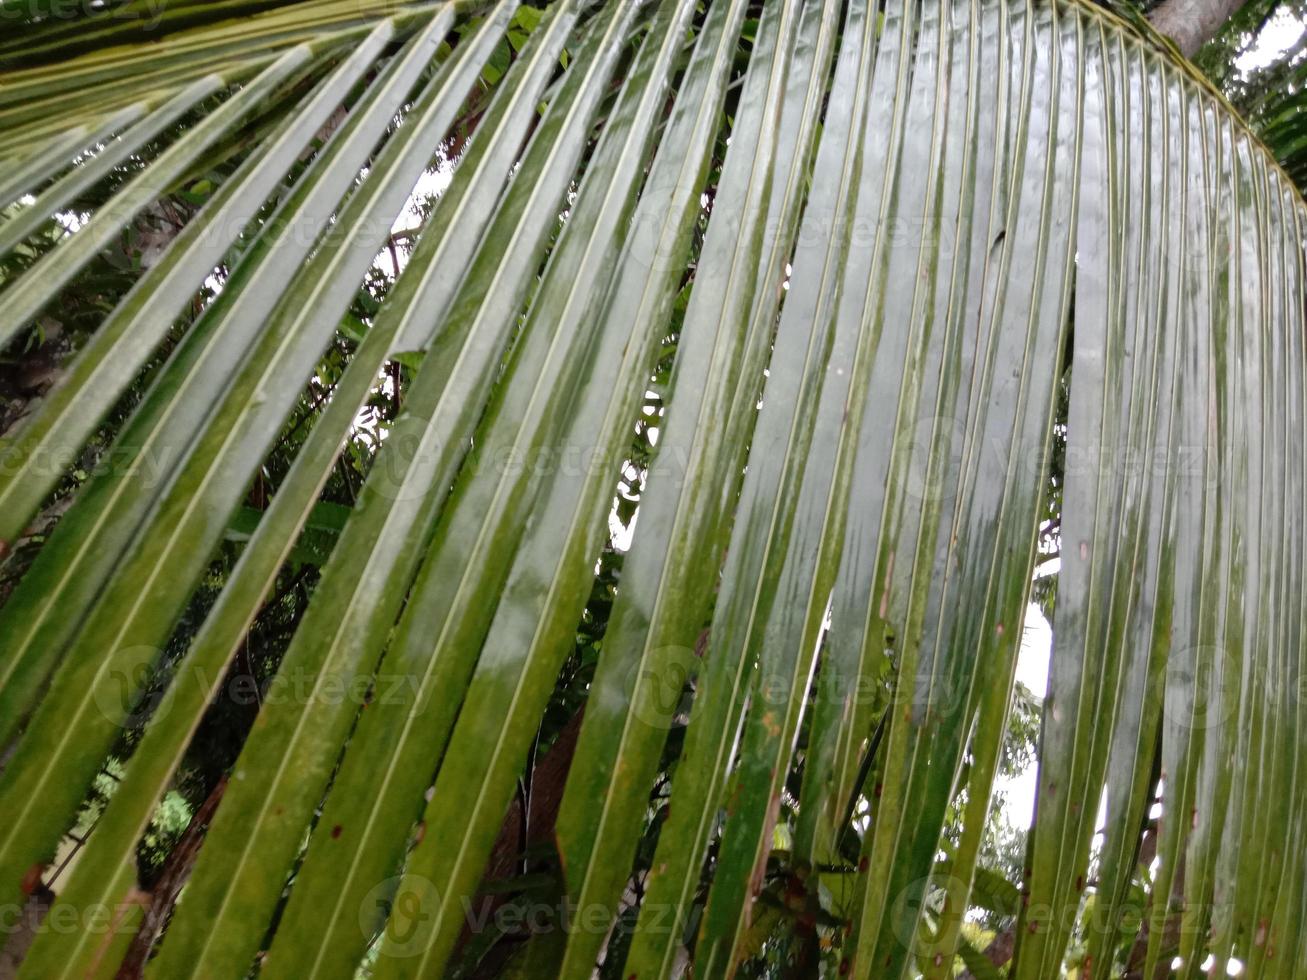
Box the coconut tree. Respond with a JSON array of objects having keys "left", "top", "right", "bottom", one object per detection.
[{"left": 0, "top": 0, "right": 1303, "bottom": 977}]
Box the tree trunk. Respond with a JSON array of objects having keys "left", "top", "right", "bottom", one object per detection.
[
  {"left": 1147, "top": 0, "right": 1248, "bottom": 58},
  {"left": 115, "top": 777, "right": 228, "bottom": 979},
  {"left": 0, "top": 885, "right": 54, "bottom": 980},
  {"left": 462, "top": 709, "right": 587, "bottom": 978}
]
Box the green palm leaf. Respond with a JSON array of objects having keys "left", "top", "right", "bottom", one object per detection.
[{"left": 0, "top": 1, "right": 1302, "bottom": 978}]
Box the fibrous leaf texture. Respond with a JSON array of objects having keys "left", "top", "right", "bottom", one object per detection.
[{"left": 0, "top": 0, "right": 1301, "bottom": 978}]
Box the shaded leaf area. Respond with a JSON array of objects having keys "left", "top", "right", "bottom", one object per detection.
[{"left": 0, "top": 1, "right": 1303, "bottom": 979}]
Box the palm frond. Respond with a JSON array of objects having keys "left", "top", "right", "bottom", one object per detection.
[{"left": 0, "top": 0, "right": 1302, "bottom": 978}]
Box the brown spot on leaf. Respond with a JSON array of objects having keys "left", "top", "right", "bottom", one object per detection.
[
  {"left": 858, "top": 857, "right": 869, "bottom": 873},
  {"left": 331, "top": 824, "right": 343, "bottom": 839},
  {"left": 20, "top": 863, "right": 44, "bottom": 895}
]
